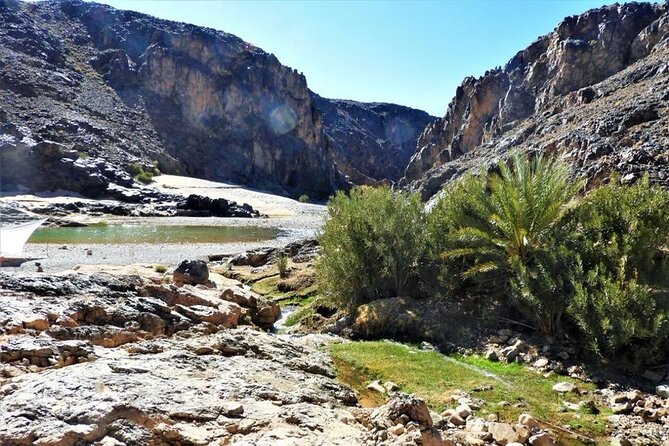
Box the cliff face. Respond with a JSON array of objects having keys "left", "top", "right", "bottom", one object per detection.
[
  {"left": 401, "top": 2, "right": 669, "bottom": 200},
  {"left": 313, "top": 95, "right": 435, "bottom": 184},
  {"left": 0, "top": 0, "right": 357, "bottom": 197}
]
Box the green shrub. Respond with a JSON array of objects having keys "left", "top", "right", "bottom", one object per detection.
[
  {"left": 154, "top": 264, "right": 168, "bottom": 273},
  {"left": 568, "top": 260, "right": 668, "bottom": 368},
  {"left": 562, "top": 176, "right": 669, "bottom": 367},
  {"left": 127, "top": 162, "right": 143, "bottom": 176},
  {"left": 564, "top": 175, "right": 669, "bottom": 284},
  {"left": 127, "top": 162, "right": 157, "bottom": 184},
  {"left": 276, "top": 251, "right": 288, "bottom": 278},
  {"left": 298, "top": 194, "right": 310, "bottom": 203},
  {"left": 317, "top": 186, "right": 427, "bottom": 309},
  {"left": 135, "top": 171, "right": 154, "bottom": 185},
  {"left": 430, "top": 154, "right": 581, "bottom": 335}
]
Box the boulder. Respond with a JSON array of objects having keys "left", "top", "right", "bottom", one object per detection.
[
  {"left": 173, "top": 260, "right": 209, "bottom": 285},
  {"left": 488, "top": 422, "right": 530, "bottom": 445},
  {"left": 656, "top": 384, "right": 669, "bottom": 399},
  {"left": 174, "top": 303, "right": 241, "bottom": 328},
  {"left": 552, "top": 382, "right": 577, "bottom": 393},
  {"left": 220, "top": 287, "right": 280, "bottom": 328},
  {"left": 370, "top": 393, "right": 433, "bottom": 431},
  {"left": 518, "top": 413, "right": 540, "bottom": 429}
]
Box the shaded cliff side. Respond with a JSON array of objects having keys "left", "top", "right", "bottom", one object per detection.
[
  {"left": 313, "top": 95, "right": 435, "bottom": 184},
  {"left": 401, "top": 2, "right": 669, "bottom": 200},
  {"left": 0, "top": 0, "right": 430, "bottom": 199}
]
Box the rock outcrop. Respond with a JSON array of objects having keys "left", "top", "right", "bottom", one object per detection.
[
  {"left": 0, "top": 0, "right": 349, "bottom": 198},
  {"left": 0, "top": 0, "right": 436, "bottom": 199},
  {"left": 401, "top": 2, "right": 669, "bottom": 200},
  {"left": 313, "top": 95, "right": 435, "bottom": 184}
]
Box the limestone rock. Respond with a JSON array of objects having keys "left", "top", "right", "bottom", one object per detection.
[
  {"left": 552, "top": 382, "right": 577, "bottom": 393},
  {"left": 220, "top": 287, "right": 280, "bottom": 328},
  {"left": 488, "top": 422, "right": 530, "bottom": 445},
  {"left": 370, "top": 393, "right": 433, "bottom": 431}
]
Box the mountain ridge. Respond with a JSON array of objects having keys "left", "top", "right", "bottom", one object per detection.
[
  {"left": 400, "top": 1, "right": 669, "bottom": 200},
  {"left": 0, "top": 0, "right": 432, "bottom": 198}
]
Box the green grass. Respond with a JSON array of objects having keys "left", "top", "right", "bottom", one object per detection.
[{"left": 329, "top": 341, "right": 608, "bottom": 444}]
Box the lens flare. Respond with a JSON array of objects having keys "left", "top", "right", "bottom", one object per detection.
[
  {"left": 269, "top": 105, "right": 297, "bottom": 135},
  {"left": 385, "top": 118, "right": 414, "bottom": 145}
]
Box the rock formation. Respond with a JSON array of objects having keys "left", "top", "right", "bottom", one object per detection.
[
  {"left": 313, "top": 95, "right": 435, "bottom": 184},
  {"left": 0, "top": 0, "right": 434, "bottom": 199},
  {"left": 401, "top": 2, "right": 669, "bottom": 200}
]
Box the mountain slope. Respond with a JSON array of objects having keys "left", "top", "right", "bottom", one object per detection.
[
  {"left": 0, "top": 0, "right": 431, "bottom": 199},
  {"left": 400, "top": 2, "right": 669, "bottom": 200},
  {"left": 313, "top": 95, "right": 435, "bottom": 184}
]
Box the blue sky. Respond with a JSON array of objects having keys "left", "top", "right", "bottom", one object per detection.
[{"left": 90, "top": 0, "right": 611, "bottom": 116}]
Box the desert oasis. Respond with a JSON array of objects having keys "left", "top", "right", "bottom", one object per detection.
[{"left": 1, "top": 0, "right": 669, "bottom": 445}]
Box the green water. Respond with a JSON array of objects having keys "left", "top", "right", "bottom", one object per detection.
[{"left": 28, "top": 225, "right": 280, "bottom": 245}]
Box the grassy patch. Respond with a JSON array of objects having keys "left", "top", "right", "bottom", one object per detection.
[{"left": 329, "top": 341, "right": 608, "bottom": 442}]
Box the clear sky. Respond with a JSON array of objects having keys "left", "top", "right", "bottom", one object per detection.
[{"left": 88, "top": 0, "right": 613, "bottom": 116}]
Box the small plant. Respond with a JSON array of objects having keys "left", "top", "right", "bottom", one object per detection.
[
  {"left": 154, "top": 264, "right": 168, "bottom": 273},
  {"left": 135, "top": 171, "right": 154, "bottom": 185},
  {"left": 298, "top": 194, "right": 310, "bottom": 203},
  {"left": 77, "top": 151, "right": 89, "bottom": 159},
  {"left": 276, "top": 251, "right": 288, "bottom": 278},
  {"left": 127, "top": 162, "right": 156, "bottom": 184},
  {"left": 127, "top": 163, "right": 143, "bottom": 176}
]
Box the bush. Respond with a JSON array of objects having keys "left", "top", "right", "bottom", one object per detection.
[
  {"left": 317, "top": 186, "right": 427, "bottom": 308},
  {"left": 135, "top": 171, "right": 154, "bottom": 185},
  {"left": 562, "top": 176, "right": 669, "bottom": 367},
  {"left": 276, "top": 251, "right": 288, "bottom": 278},
  {"left": 298, "top": 194, "right": 310, "bottom": 203},
  {"left": 127, "top": 162, "right": 156, "bottom": 184},
  {"left": 429, "top": 154, "right": 581, "bottom": 335},
  {"left": 564, "top": 175, "right": 669, "bottom": 283},
  {"left": 154, "top": 264, "right": 168, "bottom": 273},
  {"left": 568, "top": 261, "right": 668, "bottom": 368}
]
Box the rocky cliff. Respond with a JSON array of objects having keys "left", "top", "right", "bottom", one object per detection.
[
  {"left": 313, "top": 95, "right": 435, "bottom": 184},
  {"left": 0, "top": 0, "right": 430, "bottom": 199},
  {"left": 401, "top": 2, "right": 669, "bottom": 200}
]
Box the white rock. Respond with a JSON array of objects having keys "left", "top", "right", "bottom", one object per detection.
[{"left": 552, "top": 382, "right": 576, "bottom": 393}]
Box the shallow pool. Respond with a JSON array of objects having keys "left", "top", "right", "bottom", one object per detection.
[{"left": 28, "top": 224, "right": 280, "bottom": 245}]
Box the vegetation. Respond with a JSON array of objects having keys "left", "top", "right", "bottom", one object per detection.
[
  {"left": 316, "top": 186, "right": 427, "bottom": 309},
  {"left": 154, "top": 264, "right": 168, "bottom": 274},
  {"left": 428, "top": 155, "right": 581, "bottom": 336},
  {"left": 563, "top": 177, "right": 669, "bottom": 365},
  {"left": 330, "top": 341, "right": 606, "bottom": 441},
  {"left": 276, "top": 251, "right": 288, "bottom": 278},
  {"left": 127, "top": 162, "right": 160, "bottom": 185},
  {"left": 298, "top": 194, "right": 310, "bottom": 203},
  {"left": 317, "top": 156, "right": 669, "bottom": 369}
]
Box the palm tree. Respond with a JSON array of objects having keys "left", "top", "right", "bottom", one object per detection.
[{"left": 436, "top": 154, "right": 581, "bottom": 335}]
